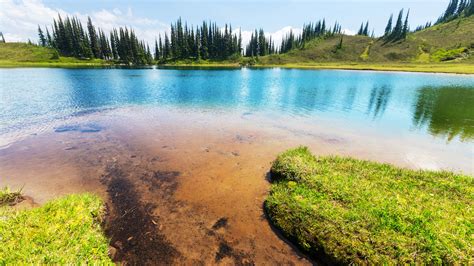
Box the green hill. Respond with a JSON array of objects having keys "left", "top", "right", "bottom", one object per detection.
[
  {"left": 0, "top": 43, "right": 109, "bottom": 67},
  {"left": 258, "top": 16, "right": 474, "bottom": 65},
  {"left": 0, "top": 43, "right": 59, "bottom": 62}
]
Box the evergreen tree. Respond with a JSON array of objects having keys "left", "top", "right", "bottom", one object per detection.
[
  {"left": 357, "top": 23, "right": 364, "bottom": 35},
  {"left": 386, "top": 9, "right": 405, "bottom": 42},
  {"left": 363, "top": 21, "right": 369, "bottom": 36},
  {"left": 0, "top": 32, "right": 5, "bottom": 43},
  {"left": 46, "top": 28, "right": 53, "bottom": 47},
  {"left": 164, "top": 33, "right": 171, "bottom": 59},
  {"left": 158, "top": 35, "right": 163, "bottom": 59},
  {"left": 38, "top": 26, "right": 46, "bottom": 46},
  {"left": 402, "top": 9, "right": 410, "bottom": 39},
  {"left": 384, "top": 14, "right": 393, "bottom": 36},
  {"left": 87, "top": 17, "right": 100, "bottom": 58},
  {"left": 154, "top": 39, "right": 160, "bottom": 61}
]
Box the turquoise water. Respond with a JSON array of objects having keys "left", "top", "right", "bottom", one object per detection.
[{"left": 1, "top": 68, "right": 473, "bottom": 143}]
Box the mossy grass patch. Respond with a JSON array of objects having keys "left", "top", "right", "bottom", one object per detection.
[{"left": 266, "top": 147, "right": 473, "bottom": 264}]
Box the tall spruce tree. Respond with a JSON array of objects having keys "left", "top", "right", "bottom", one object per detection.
[
  {"left": 384, "top": 14, "right": 393, "bottom": 36},
  {"left": 401, "top": 9, "right": 410, "bottom": 39},
  {"left": 363, "top": 21, "right": 369, "bottom": 36},
  {"left": 87, "top": 17, "right": 100, "bottom": 58},
  {"left": 386, "top": 9, "right": 405, "bottom": 42},
  {"left": 38, "top": 26, "right": 46, "bottom": 46}
]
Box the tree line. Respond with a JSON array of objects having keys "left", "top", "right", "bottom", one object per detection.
[
  {"left": 244, "top": 29, "right": 277, "bottom": 57},
  {"left": 279, "top": 20, "right": 342, "bottom": 53},
  {"left": 38, "top": 15, "right": 153, "bottom": 64},
  {"left": 382, "top": 9, "right": 410, "bottom": 43},
  {"left": 35, "top": 1, "right": 473, "bottom": 63},
  {"left": 154, "top": 18, "right": 242, "bottom": 61},
  {"left": 436, "top": 0, "right": 474, "bottom": 24}
]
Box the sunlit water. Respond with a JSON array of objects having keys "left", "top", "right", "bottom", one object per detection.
[{"left": 1, "top": 68, "right": 473, "bottom": 147}]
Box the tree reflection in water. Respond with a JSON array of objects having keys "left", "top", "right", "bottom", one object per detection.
[
  {"left": 367, "top": 85, "right": 392, "bottom": 119},
  {"left": 413, "top": 86, "right": 474, "bottom": 142}
]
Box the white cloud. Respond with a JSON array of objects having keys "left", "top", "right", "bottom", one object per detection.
[
  {"left": 0, "top": 0, "right": 68, "bottom": 42},
  {"left": 0, "top": 0, "right": 169, "bottom": 45},
  {"left": 0, "top": 0, "right": 350, "bottom": 50},
  {"left": 235, "top": 26, "right": 302, "bottom": 50},
  {"left": 342, "top": 28, "right": 356, "bottom": 35}
]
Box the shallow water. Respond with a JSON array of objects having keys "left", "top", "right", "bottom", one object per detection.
[
  {"left": 1, "top": 68, "right": 474, "bottom": 146},
  {"left": 0, "top": 68, "right": 473, "bottom": 263}
]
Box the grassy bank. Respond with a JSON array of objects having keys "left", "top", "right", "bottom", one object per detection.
[
  {"left": 0, "top": 43, "right": 112, "bottom": 68},
  {"left": 251, "top": 62, "right": 474, "bottom": 74},
  {"left": 0, "top": 186, "right": 23, "bottom": 206},
  {"left": 3, "top": 43, "right": 473, "bottom": 73},
  {"left": 0, "top": 192, "right": 112, "bottom": 264},
  {"left": 265, "top": 147, "right": 473, "bottom": 264}
]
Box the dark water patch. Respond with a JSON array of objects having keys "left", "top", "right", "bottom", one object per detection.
[
  {"left": 70, "top": 107, "right": 113, "bottom": 117},
  {"left": 140, "top": 170, "right": 180, "bottom": 196},
  {"left": 215, "top": 241, "right": 254, "bottom": 265},
  {"left": 212, "top": 217, "right": 229, "bottom": 230},
  {"left": 54, "top": 123, "right": 103, "bottom": 133},
  {"left": 235, "top": 134, "right": 255, "bottom": 144},
  {"left": 101, "top": 164, "right": 180, "bottom": 264}
]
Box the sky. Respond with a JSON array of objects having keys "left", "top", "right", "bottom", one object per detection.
[{"left": 0, "top": 0, "right": 449, "bottom": 47}]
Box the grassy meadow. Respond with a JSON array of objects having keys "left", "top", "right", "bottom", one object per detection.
[
  {"left": 0, "top": 43, "right": 111, "bottom": 68},
  {"left": 265, "top": 147, "right": 474, "bottom": 264},
  {"left": 0, "top": 191, "right": 112, "bottom": 264}
]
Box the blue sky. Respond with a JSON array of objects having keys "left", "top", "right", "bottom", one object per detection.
[{"left": 1, "top": 0, "right": 449, "bottom": 46}]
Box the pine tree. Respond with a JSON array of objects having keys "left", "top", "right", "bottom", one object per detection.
[
  {"left": 46, "top": 28, "right": 52, "bottom": 47},
  {"left": 38, "top": 26, "right": 46, "bottom": 46},
  {"left": 363, "top": 21, "right": 369, "bottom": 36},
  {"left": 467, "top": 0, "right": 474, "bottom": 16},
  {"left": 384, "top": 14, "right": 393, "bottom": 36},
  {"left": 386, "top": 9, "right": 405, "bottom": 42},
  {"left": 357, "top": 23, "right": 364, "bottom": 35},
  {"left": 154, "top": 39, "right": 160, "bottom": 61},
  {"left": 87, "top": 17, "right": 100, "bottom": 58},
  {"left": 0, "top": 32, "right": 5, "bottom": 43},
  {"left": 402, "top": 9, "right": 410, "bottom": 39}
]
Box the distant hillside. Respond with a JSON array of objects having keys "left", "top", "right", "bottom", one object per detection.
[
  {"left": 258, "top": 16, "right": 474, "bottom": 64},
  {"left": 0, "top": 43, "right": 59, "bottom": 62},
  {"left": 0, "top": 42, "right": 109, "bottom": 67}
]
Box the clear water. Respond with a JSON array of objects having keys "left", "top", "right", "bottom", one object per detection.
[{"left": 1, "top": 68, "right": 474, "bottom": 143}]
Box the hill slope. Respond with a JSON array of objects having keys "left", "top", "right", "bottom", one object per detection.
[
  {"left": 259, "top": 16, "right": 474, "bottom": 64},
  {"left": 0, "top": 43, "right": 109, "bottom": 67},
  {"left": 0, "top": 43, "right": 59, "bottom": 62}
]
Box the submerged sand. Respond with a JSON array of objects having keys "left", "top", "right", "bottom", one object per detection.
[{"left": 0, "top": 106, "right": 471, "bottom": 264}]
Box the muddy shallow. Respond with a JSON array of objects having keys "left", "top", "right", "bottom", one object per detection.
[{"left": 0, "top": 106, "right": 472, "bottom": 264}]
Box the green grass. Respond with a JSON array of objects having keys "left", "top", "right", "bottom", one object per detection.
[
  {"left": 256, "top": 16, "right": 474, "bottom": 69},
  {"left": 2, "top": 16, "right": 474, "bottom": 73},
  {"left": 431, "top": 47, "right": 469, "bottom": 62},
  {"left": 250, "top": 62, "right": 474, "bottom": 74},
  {"left": 0, "top": 186, "right": 23, "bottom": 206},
  {"left": 0, "top": 43, "right": 111, "bottom": 68},
  {"left": 265, "top": 147, "right": 473, "bottom": 264},
  {"left": 0, "top": 193, "right": 112, "bottom": 264}
]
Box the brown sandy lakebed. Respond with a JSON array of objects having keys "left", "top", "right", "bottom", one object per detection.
[{"left": 0, "top": 106, "right": 471, "bottom": 264}]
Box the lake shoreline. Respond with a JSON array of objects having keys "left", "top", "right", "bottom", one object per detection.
[
  {"left": 1, "top": 104, "right": 472, "bottom": 263},
  {"left": 1, "top": 60, "right": 474, "bottom": 74}
]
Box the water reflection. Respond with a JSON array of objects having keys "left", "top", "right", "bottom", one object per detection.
[
  {"left": 413, "top": 86, "right": 474, "bottom": 141},
  {"left": 367, "top": 86, "right": 392, "bottom": 119},
  {"left": 1, "top": 68, "right": 473, "bottom": 143}
]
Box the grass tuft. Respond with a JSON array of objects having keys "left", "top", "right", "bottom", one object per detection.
[
  {"left": 0, "top": 193, "right": 112, "bottom": 264},
  {"left": 0, "top": 186, "right": 23, "bottom": 206},
  {"left": 265, "top": 147, "right": 474, "bottom": 264}
]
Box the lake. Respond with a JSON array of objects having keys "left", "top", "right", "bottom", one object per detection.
[
  {"left": 0, "top": 68, "right": 473, "bottom": 263},
  {"left": 1, "top": 68, "right": 474, "bottom": 145}
]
